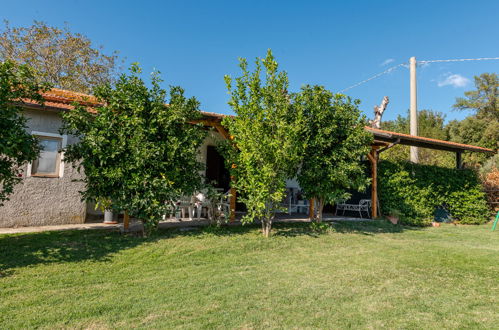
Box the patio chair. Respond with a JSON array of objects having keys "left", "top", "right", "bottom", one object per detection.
[
  {"left": 335, "top": 199, "right": 372, "bottom": 218},
  {"left": 193, "top": 192, "right": 212, "bottom": 220},
  {"left": 217, "top": 190, "right": 231, "bottom": 216},
  {"left": 176, "top": 196, "right": 195, "bottom": 220}
]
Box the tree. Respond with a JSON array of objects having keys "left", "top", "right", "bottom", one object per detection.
[
  {"left": 222, "top": 50, "right": 304, "bottom": 237},
  {"left": 0, "top": 20, "right": 120, "bottom": 93},
  {"left": 61, "top": 64, "right": 205, "bottom": 235},
  {"left": 454, "top": 73, "right": 498, "bottom": 121},
  {"left": 295, "top": 85, "right": 372, "bottom": 222},
  {"left": 0, "top": 60, "right": 49, "bottom": 205},
  {"left": 446, "top": 117, "right": 499, "bottom": 165},
  {"left": 381, "top": 110, "right": 454, "bottom": 167},
  {"left": 449, "top": 73, "right": 499, "bottom": 166}
]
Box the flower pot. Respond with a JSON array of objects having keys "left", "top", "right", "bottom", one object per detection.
[
  {"left": 386, "top": 215, "right": 399, "bottom": 225},
  {"left": 104, "top": 210, "right": 118, "bottom": 224}
]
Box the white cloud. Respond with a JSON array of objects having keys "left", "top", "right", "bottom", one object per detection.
[
  {"left": 437, "top": 73, "right": 470, "bottom": 88},
  {"left": 380, "top": 58, "right": 395, "bottom": 66}
]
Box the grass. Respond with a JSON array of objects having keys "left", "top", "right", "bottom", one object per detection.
[{"left": 1, "top": 221, "right": 498, "bottom": 329}]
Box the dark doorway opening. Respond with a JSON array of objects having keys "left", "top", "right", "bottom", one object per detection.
[{"left": 205, "top": 146, "right": 230, "bottom": 192}]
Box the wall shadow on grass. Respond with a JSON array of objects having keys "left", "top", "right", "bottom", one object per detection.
[
  {"left": 0, "top": 225, "right": 258, "bottom": 277},
  {"left": 0, "top": 220, "right": 418, "bottom": 277},
  {"left": 0, "top": 229, "right": 144, "bottom": 277}
]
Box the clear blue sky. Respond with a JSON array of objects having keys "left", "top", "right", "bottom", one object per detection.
[{"left": 3, "top": 0, "right": 499, "bottom": 122}]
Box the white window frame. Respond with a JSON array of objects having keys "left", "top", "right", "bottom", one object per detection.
[{"left": 27, "top": 131, "right": 67, "bottom": 178}]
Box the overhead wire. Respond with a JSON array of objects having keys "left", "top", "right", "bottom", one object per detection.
[
  {"left": 339, "top": 57, "right": 499, "bottom": 93},
  {"left": 419, "top": 57, "right": 499, "bottom": 64},
  {"left": 338, "top": 63, "right": 404, "bottom": 93}
]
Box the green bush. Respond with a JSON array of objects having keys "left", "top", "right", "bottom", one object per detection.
[{"left": 379, "top": 161, "right": 489, "bottom": 226}]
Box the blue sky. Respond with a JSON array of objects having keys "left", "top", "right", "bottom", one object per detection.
[{"left": 3, "top": 0, "right": 499, "bottom": 122}]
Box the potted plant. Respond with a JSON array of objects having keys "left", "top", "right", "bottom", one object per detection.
[
  {"left": 96, "top": 198, "right": 117, "bottom": 224},
  {"left": 386, "top": 208, "right": 401, "bottom": 225}
]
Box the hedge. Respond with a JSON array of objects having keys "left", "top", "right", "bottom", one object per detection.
[{"left": 378, "top": 161, "right": 489, "bottom": 226}]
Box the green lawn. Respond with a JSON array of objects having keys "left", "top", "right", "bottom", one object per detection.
[{"left": 1, "top": 221, "right": 498, "bottom": 329}]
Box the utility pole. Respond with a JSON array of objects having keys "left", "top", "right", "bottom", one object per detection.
[{"left": 409, "top": 56, "right": 419, "bottom": 163}]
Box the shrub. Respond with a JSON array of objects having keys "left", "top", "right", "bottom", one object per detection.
[
  {"left": 379, "top": 161, "right": 489, "bottom": 226},
  {"left": 480, "top": 153, "right": 499, "bottom": 189}
]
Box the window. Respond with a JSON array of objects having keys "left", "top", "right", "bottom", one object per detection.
[{"left": 28, "top": 132, "right": 67, "bottom": 178}]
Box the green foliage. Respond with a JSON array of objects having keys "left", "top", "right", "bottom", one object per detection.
[
  {"left": 454, "top": 73, "right": 498, "bottom": 121},
  {"left": 379, "top": 161, "right": 489, "bottom": 226},
  {"left": 0, "top": 60, "right": 49, "bottom": 205},
  {"left": 450, "top": 73, "right": 499, "bottom": 166},
  {"left": 480, "top": 153, "right": 499, "bottom": 177},
  {"left": 380, "top": 110, "right": 454, "bottom": 167},
  {"left": 61, "top": 64, "right": 205, "bottom": 235},
  {"left": 0, "top": 20, "right": 121, "bottom": 93},
  {"left": 309, "top": 221, "right": 333, "bottom": 233},
  {"left": 222, "top": 50, "right": 304, "bottom": 236},
  {"left": 447, "top": 117, "right": 499, "bottom": 165},
  {"left": 295, "top": 85, "right": 372, "bottom": 222}
]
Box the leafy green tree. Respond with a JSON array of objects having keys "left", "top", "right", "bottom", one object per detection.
[
  {"left": 446, "top": 117, "right": 498, "bottom": 165},
  {"left": 0, "top": 60, "right": 49, "bottom": 205},
  {"left": 0, "top": 20, "right": 120, "bottom": 93},
  {"left": 295, "top": 85, "right": 372, "bottom": 222},
  {"left": 454, "top": 73, "right": 498, "bottom": 121},
  {"left": 222, "top": 50, "right": 304, "bottom": 237},
  {"left": 449, "top": 73, "right": 499, "bottom": 166},
  {"left": 61, "top": 64, "right": 205, "bottom": 235}
]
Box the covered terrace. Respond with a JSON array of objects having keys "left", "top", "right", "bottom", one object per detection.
[{"left": 198, "top": 112, "right": 495, "bottom": 221}]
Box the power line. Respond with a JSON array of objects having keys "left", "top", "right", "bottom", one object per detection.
[
  {"left": 339, "top": 63, "right": 404, "bottom": 93},
  {"left": 339, "top": 56, "right": 499, "bottom": 93},
  {"left": 419, "top": 57, "right": 499, "bottom": 64}
]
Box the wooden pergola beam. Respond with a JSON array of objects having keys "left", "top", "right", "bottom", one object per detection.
[{"left": 368, "top": 146, "right": 379, "bottom": 219}]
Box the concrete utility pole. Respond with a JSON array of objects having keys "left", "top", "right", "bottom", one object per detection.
[{"left": 409, "top": 56, "right": 419, "bottom": 163}]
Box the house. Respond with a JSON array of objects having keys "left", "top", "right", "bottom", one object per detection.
[
  {"left": 0, "top": 89, "right": 230, "bottom": 227},
  {"left": 0, "top": 89, "right": 494, "bottom": 227}
]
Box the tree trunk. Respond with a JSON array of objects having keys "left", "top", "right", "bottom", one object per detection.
[
  {"left": 261, "top": 203, "right": 274, "bottom": 237},
  {"left": 311, "top": 197, "right": 317, "bottom": 222},
  {"left": 261, "top": 215, "right": 273, "bottom": 237},
  {"left": 317, "top": 198, "right": 324, "bottom": 223}
]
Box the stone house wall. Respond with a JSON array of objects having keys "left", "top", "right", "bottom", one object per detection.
[{"left": 0, "top": 109, "right": 86, "bottom": 227}]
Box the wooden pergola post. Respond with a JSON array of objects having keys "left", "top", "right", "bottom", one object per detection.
[
  {"left": 230, "top": 187, "right": 236, "bottom": 222},
  {"left": 367, "top": 147, "right": 379, "bottom": 219}
]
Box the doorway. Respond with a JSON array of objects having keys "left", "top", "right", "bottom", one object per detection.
[{"left": 205, "top": 146, "right": 230, "bottom": 192}]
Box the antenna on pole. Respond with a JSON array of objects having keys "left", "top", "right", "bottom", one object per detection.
[{"left": 409, "top": 57, "right": 418, "bottom": 163}]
